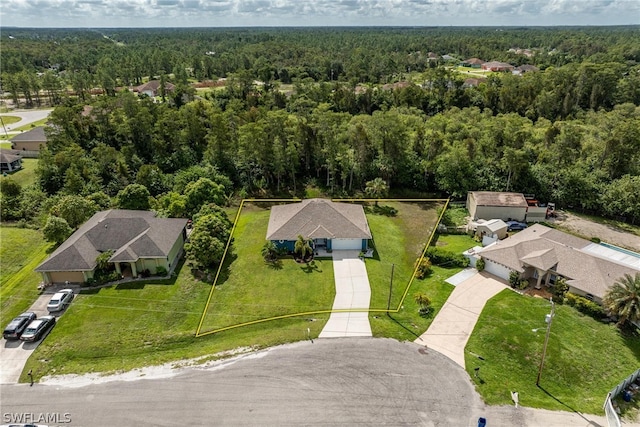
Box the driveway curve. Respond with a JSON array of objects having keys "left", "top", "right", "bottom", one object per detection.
[{"left": 416, "top": 272, "right": 508, "bottom": 367}]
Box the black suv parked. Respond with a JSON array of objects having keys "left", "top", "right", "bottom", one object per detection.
[{"left": 3, "top": 312, "right": 37, "bottom": 340}]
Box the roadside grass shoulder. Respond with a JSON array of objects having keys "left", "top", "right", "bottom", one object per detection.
[
  {"left": 23, "top": 258, "right": 329, "bottom": 381},
  {"left": 0, "top": 226, "right": 51, "bottom": 323},
  {"left": 466, "top": 290, "right": 640, "bottom": 415}
]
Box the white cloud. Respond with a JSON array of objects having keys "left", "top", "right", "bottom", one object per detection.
[{"left": 0, "top": 0, "right": 637, "bottom": 27}]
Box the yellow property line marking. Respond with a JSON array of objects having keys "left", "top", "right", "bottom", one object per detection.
[{"left": 195, "top": 198, "right": 450, "bottom": 337}]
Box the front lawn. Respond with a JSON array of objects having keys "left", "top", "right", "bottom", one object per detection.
[
  {"left": 0, "top": 226, "right": 52, "bottom": 323},
  {"left": 198, "top": 204, "right": 335, "bottom": 334},
  {"left": 24, "top": 258, "right": 330, "bottom": 381},
  {"left": 466, "top": 290, "right": 640, "bottom": 415}
]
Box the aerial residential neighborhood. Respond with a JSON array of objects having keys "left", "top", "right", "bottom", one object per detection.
[{"left": 1, "top": 15, "right": 639, "bottom": 427}]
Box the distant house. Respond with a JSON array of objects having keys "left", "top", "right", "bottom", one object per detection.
[
  {"left": 266, "top": 199, "right": 371, "bottom": 252},
  {"left": 10, "top": 126, "right": 47, "bottom": 152},
  {"left": 134, "top": 80, "right": 176, "bottom": 98},
  {"left": 477, "top": 224, "right": 640, "bottom": 303},
  {"left": 462, "top": 77, "right": 486, "bottom": 88},
  {"left": 35, "top": 210, "right": 188, "bottom": 285},
  {"left": 461, "top": 58, "right": 484, "bottom": 68},
  {"left": 481, "top": 61, "right": 515, "bottom": 72},
  {"left": 0, "top": 150, "right": 22, "bottom": 172},
  {"left": 441, "top": 55, "right": 457, "bottom": 61},
  {"left": 513, "top": 64, "right": 539, "bottom": 75},
  {"left": 382, "top": 81, "right": 412, "bottom": 91},
  {"left": 467, "top": 191, "right": 528, "bottom": 222}
]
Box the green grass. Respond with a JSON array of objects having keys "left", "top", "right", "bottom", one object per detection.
[
  {"left": 0, "top": 226, "right": 52, "bottom": 324},
  {"left": 8, "top": 119, "right": 48, "bottom": 133},
  {"left": 365, "top": 201, "right": 456, "bottom": 340},
  {"left": 0, "top": 116, "right": 21, "bottom": 125},
  {"left": 432, "top": 233, "right": 477, "bottom": 254},
  {"left": 24, "top": 259, "right": 330, "bottom": 381},
  {"left": 466, "top": 290, "right": 640, "bottom": 415},
  {"left": 198, "top": 204, "right": 335, "bottom": 333},
  {"left": 0, "top": 158, "right": 38, "bottom": 187}
]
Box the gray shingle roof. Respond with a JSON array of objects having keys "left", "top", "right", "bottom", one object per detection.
[
  {"left": 10, "top": 126, "right": 47, "bottom": 142},
  {"left": 266, "top": 199, "right": 371, "bottom": 241},
  {"left": 36, "top": 210, "right": 187, "bottom": 272},
  {"left": 479, "top": 224, "right": 640, "bottom": 299},
  {"left": 0, "top": 151, "right": 22, "bottom": 164}
]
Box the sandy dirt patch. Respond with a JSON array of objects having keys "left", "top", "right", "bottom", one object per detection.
[{"left": 551, "top": 211, "right": 640, "bottom": 252}]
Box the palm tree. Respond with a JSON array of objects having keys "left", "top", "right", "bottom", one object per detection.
[
  {"left": 604, "top": 273, "right": 640, "bottom": 327},
  {"left": 261, "top": 241, "right": 278, "bottom": 263},
  {"left": 414, "top": 292, "right": 431, "bottom": 316},
  {"left": 294, "top": 235, "right": 313, "bottom": 261},
  {"left": 365, "top": 178, "right": 389, "bottom": 206}
]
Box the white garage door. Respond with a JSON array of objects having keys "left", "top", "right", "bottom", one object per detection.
[
  {"left": 483, "top": 259, "right": 511, "bottom": 281},
  {"left": 331, "top": 238, "right": 362, "bottom": 250}
]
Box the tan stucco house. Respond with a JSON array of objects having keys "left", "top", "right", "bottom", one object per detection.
[
  {"left": 477, "top": 224, "right": 640, "bottom": 303},
  {"left": 10, "top": 126, "right": 47, "bottom": 152},
  {"left": 35, "top": 210, "right": 188, "bottom": 285}
]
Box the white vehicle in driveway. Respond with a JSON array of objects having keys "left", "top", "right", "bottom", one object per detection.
[{"left": 47, "top": 289, "right": 74, "bottom": 312}]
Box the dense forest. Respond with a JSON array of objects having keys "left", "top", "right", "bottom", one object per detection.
[{"left": 1, "top": 27, "right": 639, "bottom": 235}]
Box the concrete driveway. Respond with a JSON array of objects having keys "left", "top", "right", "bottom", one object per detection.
[
  {"left": 319, "top": 251, "right": 372, "bottom": 338},
  {"left": 0, "top": 293, "right": 61, "bottom": 384},
  {"left": 415, "top": 271, "right": 508, "bottom": 367}
]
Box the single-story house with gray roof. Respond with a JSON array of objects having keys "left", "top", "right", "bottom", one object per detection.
[
  {"left": 10, "top": 126, "right": 47, "bottom": 152},
  {"left": 266, "top": 199, "right": 371, "bottom": 252},
  {"left": 477, "top": 224, "right": 640, "bottom": 303},
  {"left": 35, "top": 210, "right": 188, "bottom": 284}
]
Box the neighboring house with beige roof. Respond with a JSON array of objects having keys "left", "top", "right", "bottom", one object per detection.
[
  {"left": 477, "top": 224, "right": 640, "bottom": 303},
  {"left": 134, "top": 80, "right": 175, "bottom": 98},
  {"left": 35, "top": 210, "right": 188, "bottom": 285},
  {"left": 10, "top": 126, "right": 47, "bottom": 152},
  {"left": 266, "top": 199, "right": 371, "bottom": 252}
]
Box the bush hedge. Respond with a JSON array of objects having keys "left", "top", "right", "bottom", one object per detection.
[
  {"left": 564, "top": 292, "right": 606, "bottom": 319},
  {"left": 425, "top": 247, "right": 469, "bottom": 268}
]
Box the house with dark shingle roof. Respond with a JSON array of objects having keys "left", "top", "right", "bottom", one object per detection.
[
  {"left": 10, "top": 126, "right": 47, "bottom": 152},
  {"left": 0, "top": 150, "right": 23, "bottom": 172},
  {"left": 266, "top": 199, "right": 371, "bottom": 252},
  {"left": 477, "top": 224, "right": 640, "bottom": 303},
  {"left": 35, "top": 210, "right": 188, "bottom": 284}
]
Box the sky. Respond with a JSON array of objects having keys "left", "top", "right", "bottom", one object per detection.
[{"left": 0, "top": 0, "right": 638, "bottom": 28}]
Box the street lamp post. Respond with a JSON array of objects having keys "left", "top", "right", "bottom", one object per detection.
[{"left": 536, "top": 298, "right": 555, "bottom": 387}]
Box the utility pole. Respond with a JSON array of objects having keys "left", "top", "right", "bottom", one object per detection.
[
  {"left": 386, "top": 264, "right": 395, "bottom": 314},
  {"left": 536, "top": 298, "right": 555, "bottom": 387}
]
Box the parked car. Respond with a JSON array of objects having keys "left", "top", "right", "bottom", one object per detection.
[
  {"left": 47, "top": 289, "right": 74, "bottom": 312},
  {"left": 506, "top": 221, "right": 528, "bottom": 231},
  {"left": 3, "top": 312, "right": 37, "bottom": 340},
  {"left": 20, "top": 316, "right": 56, "bottom": 342}
]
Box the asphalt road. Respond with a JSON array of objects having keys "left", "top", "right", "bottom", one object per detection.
[
  {"left": 0, "top": 109, "right": 53, "bottom": 132},
  {"left": 0, "top": 338, "right": 613, "bottom": 427}
]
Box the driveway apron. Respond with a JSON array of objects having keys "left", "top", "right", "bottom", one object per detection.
[
  {"left": 0, "top": 294, "right": 53, "bottom": 384},
  {"left": 319, "top": 251, "right": 372, "bottom": 338},
  {"left": 415, "top": 272, "right": 508, "bottom": 367}
]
